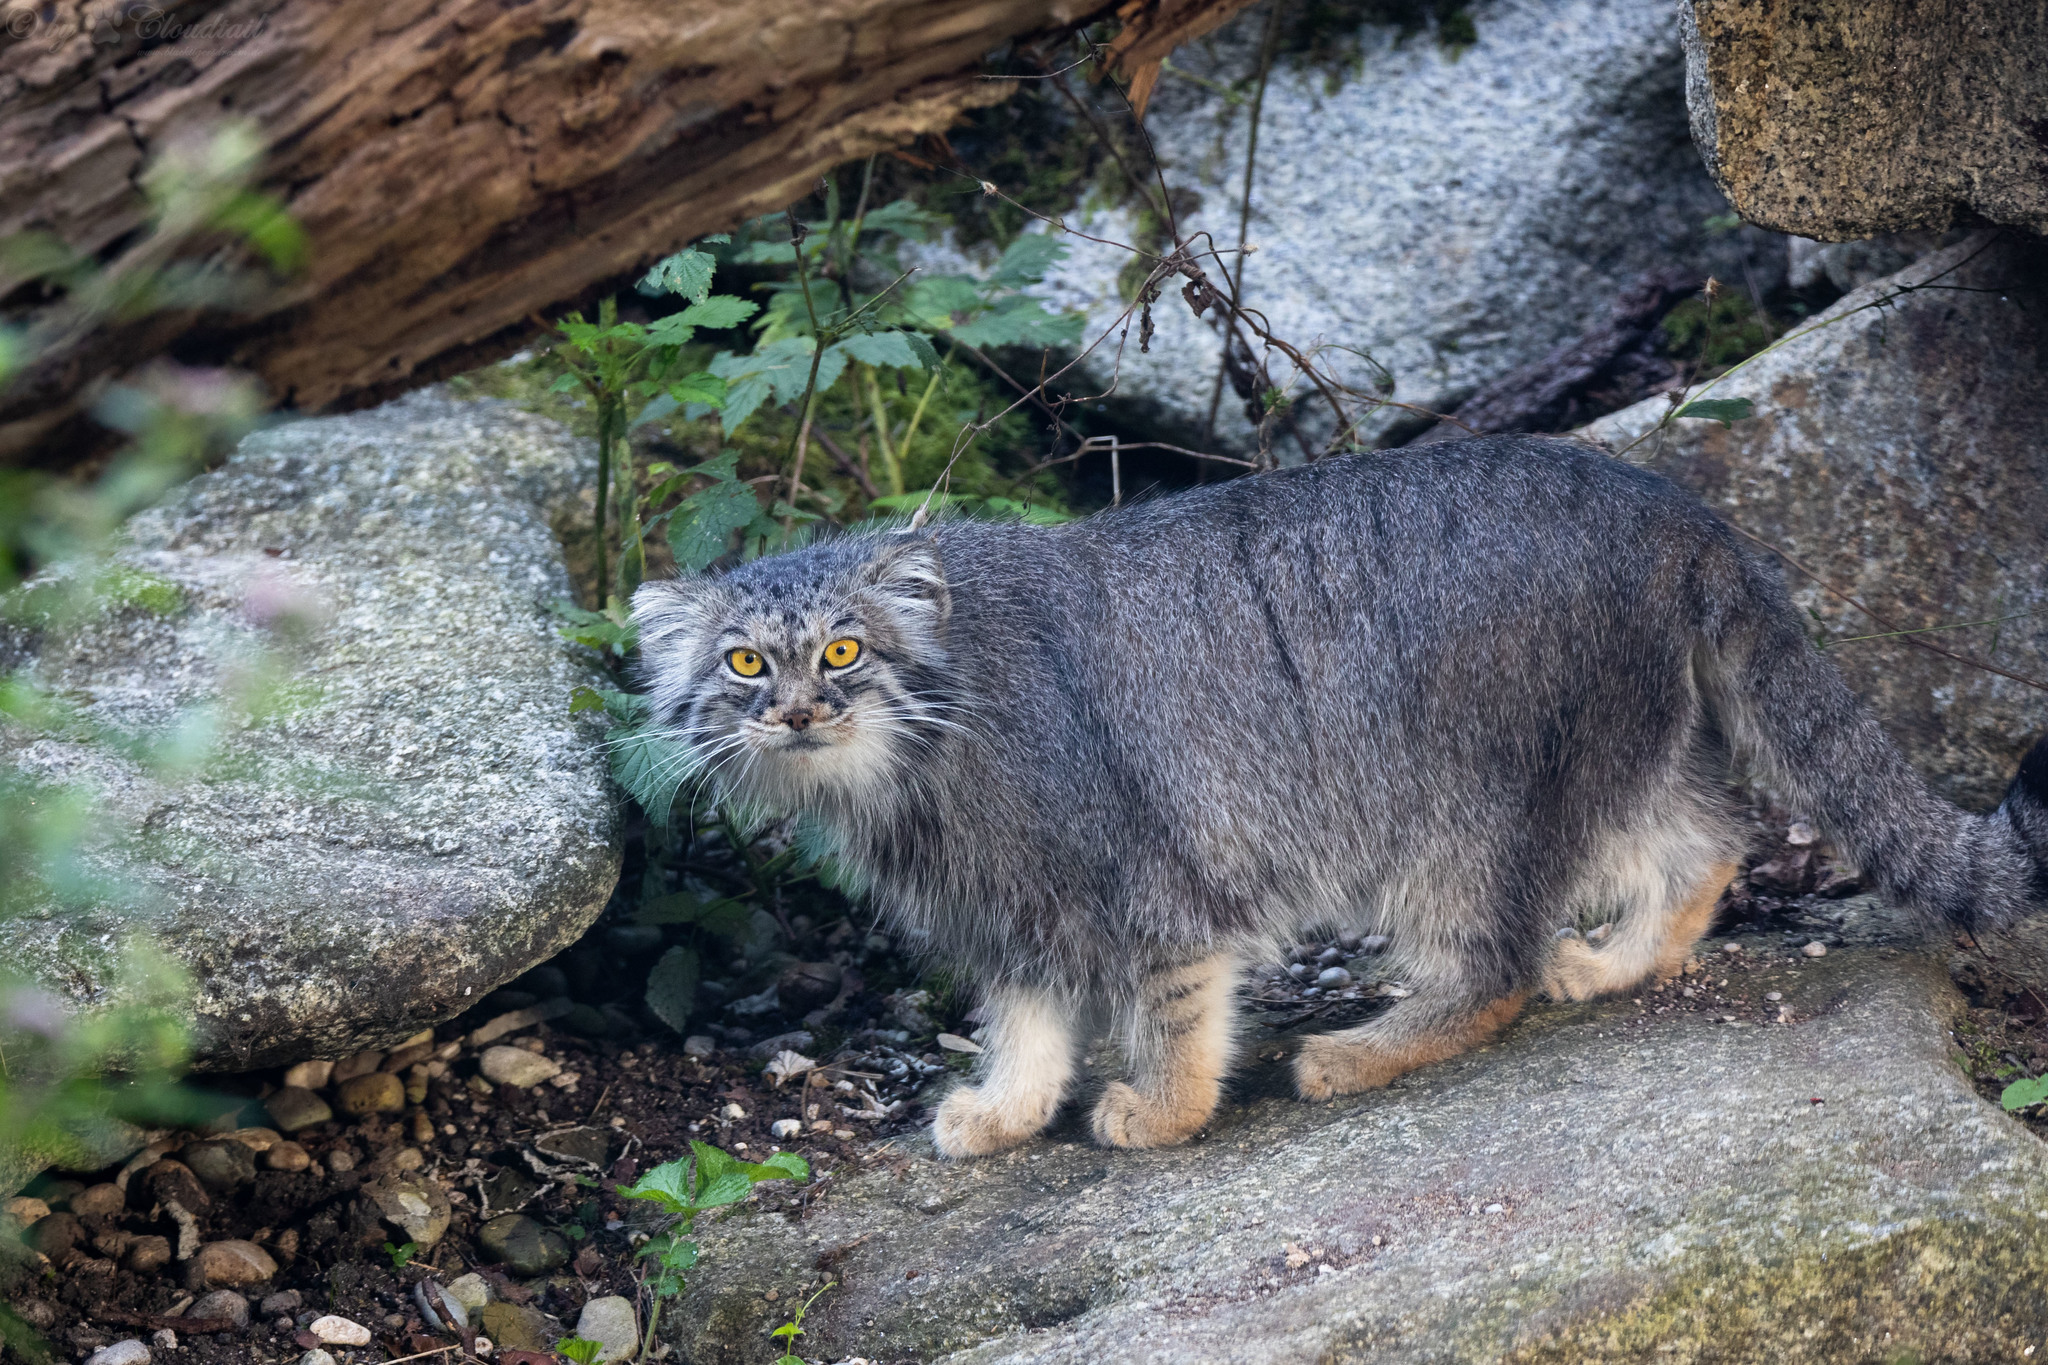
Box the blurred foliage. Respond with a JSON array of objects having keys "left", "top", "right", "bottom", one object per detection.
[{"left": 1661, "top": 290, "right": 1780, "bottom": 376}]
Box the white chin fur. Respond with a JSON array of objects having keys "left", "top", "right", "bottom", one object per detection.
[{"left": 730, "top": 716, "right": 896, "bottom": 807}]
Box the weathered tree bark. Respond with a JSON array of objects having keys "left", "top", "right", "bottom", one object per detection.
[{"left": 0, "top": 0, "right": 1253, "bottom": 469}]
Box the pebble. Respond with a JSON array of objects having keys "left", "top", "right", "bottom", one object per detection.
[
  {"left": 1287, "top": 963, "right": 1312, "bottom": 982},
  {"left": 683, "top": 1035, "right": 717, "bottom": 1058},
  {"left": 1765, "top": 991, "right": 1783, "bottom": 1002},
  {"left": 771, "top": 1119, "right": 802, "bottom": 1139},
  {"left": 124, "top": 1235, "right": 171, "bottom": 1274},
  {"left": 574, "top": 1295, "right": 641, "bottom": 1363},
  {"left": 328, "top": 1050, "right": 384, "bottom": 1083},
  {"left": 298, "top": 1353, "right": 338, "bottom": 1365},
  {"left": 479, "top": 1044, "right": 562, "bottom": 1088},
  {"left": 1803, "top": 941, "right": 1829, "bottom": 958},
  {"left": 70, "top": 1183, "right": 126, "bottom": 1217},
  {"left": 263, "top": 1087, "right": 334, "bottom": 1133},
  {"left": 446, "top": 1268, "right": 493, "bottom": 1309},
  {"left": 1337, "top": 931, "right": 1364, "bottom": 952},
  {"left": 188, "top": 1239, "right": 278, "bottom": 1288},
  {"left": 1314, "top": 945, "right": 1346, "bottom": 968},
  {"left": 83, "top": 1342, "right": 150, "bottom": 1365},
  {"left": 152, "top": 1329, "right": 176, "bottom": 1352},
  {"left": 228, "top": 1126, "right": 281, "bottom": 1152},
  {"left": 1316, "top": 966, "right": 1352, "bottom": 989},
  {"left": 477, "top": 1213, "right": 570, "bottom": 1276},
  {"left": 24, "top": 1211, "right": 81, "bottom": 1256},
  {"left": 326, "top": 1149, "right": 357, "bottom": 1173},
  {"left": 259, "top": 1289, "right": 303, "bottom": 1316},
  {"left": 467, "top": 997, "right": 573, "bottom": 1048},
  {"left": 1722, "top": 942, "right": 1743, "bottom": 954},
  {"left": 722, "top": 1102, "right": 747, "bottom": 1120},
  {"left": 364, "top": 1174, "right": 452, "bottom": 1246},
  {"left": 181, "top": 1139, "right": 257, "bottom": 1190},
  {"left": 335, "top": 1071, "right": 406, "bottom": 1115},
  {"left": 309, "top": 1314, "right": 372, "bottom": 1346},
  {"left": 446, "top": 1272, "right": 493, "bottom": 1311},
  {"left": 265, "top": 1141, "right": 312, "bottom": 1172},
  {"left": 191, "top": 1290, "right": 250, "bottom": 1329},
  {"left": 281, "top": 1059, "right": 333, "bottom": 1090},
  {"left": 3, "top": 1195, "right": 49, "bottom": 1226},
  {"left": 1359, "top": 934, "right": 1391, "bottom": 953}
]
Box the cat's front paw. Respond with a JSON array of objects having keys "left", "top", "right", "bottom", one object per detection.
[
  {"left": 1089, "top": 1081, "right": 1209, "bottom": 1149},
  {"left": 1542, "top": 936, "right": 1605, "bottom": 1002},
  {"left": 932, "top": 1084, "right": 1037, "bottom": 1158}
]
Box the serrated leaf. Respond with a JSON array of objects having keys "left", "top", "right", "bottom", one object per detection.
[
  {"left": 644, "top": 945, "right": 699, "bottom": 1034},
  {"left": 645, "top": 315, "right": 697, "bottom": 348},
  {"left": 716, "top": 371, "right": 774, "bottom": 433},
  {"left": 679, "top": 296, "right": 760, "bottom": 330},
  {"left": 568, "top": 686, "right": 606, "bottom": 715},
  {"left": 619, "top": 1158, "right": 695, "bottom": 1214},
  {"left": 607, "top": 720, "right": 690, "bottom": 826},
  {"left": 667, "top": 478, "right": 760, "bottom": 573},
  {"left": 903, "top": 332, "right": 941, "bottom": 371},
  {"left": 754, "top": 1150, "right": 809, "bottom": 1182},
  {"left": 1673, "top": 397, "right": 1755, "bottom": 426},
  {"left": 990, "top": 233, "right": 1068, "bottom": 289},
  {"left": 690, "top": 1139, "right": 741, "bottom": 1190},
  {"left": 640, "top": 248, "right": 717, "bottom": 302},
  {"left": 832, "top": 331, "right": 927, "bottom": 370},
  {"left": 668, "top": 371, "right": 728, "bottom": 407},
  {"left": 693, "top": 1170, "right": 753, "bottom": 1209},
  {"left": 630, "top": 392, "right": 679, "bottom": 433},
  {"left": 856, "top": 198, "right": 943, "bottom": 242},
  {"left": 950, "top": 298, "right": 1085, "bottom": 350},
  {"left": 907, "top": 275, "right": 981, "bottom": 326}
]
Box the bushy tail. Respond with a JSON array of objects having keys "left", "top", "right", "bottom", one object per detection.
[{"left": 1699, "top": 548, "right": 2048, "bottom": 932}]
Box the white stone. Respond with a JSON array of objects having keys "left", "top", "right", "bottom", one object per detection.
[
  {"left": 282, "top": 1060, "right": 333, "bottom": 1090},
  {"left": 771, "top": 1119, "right": 802, "bottom": 1139},
  {"left": 1803, "top": 942, "right": 1829, "bottom": 958},
  {"left": 309, "top": 1314, "right": 373, "bottom": 1346},
  {"left": 574, "top": 1294, "right": 642, "bottom": 1363},
  {"left": 83, "top": 1343, "right": 150, "bottom": 1365},
  {"left": 446, "top": 1271, "right": 493, "bottom": 1311}
]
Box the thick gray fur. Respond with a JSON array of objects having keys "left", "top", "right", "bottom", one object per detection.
[{"left": 633, "top": 436, "right": 2048, "bottom": 1072}]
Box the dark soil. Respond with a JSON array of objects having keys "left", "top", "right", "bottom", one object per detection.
[{"left": 10, "top": 802, "right": 2039, "bottom": 1365}]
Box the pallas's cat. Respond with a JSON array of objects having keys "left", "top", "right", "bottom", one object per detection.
[{"left": 633, "top": 436, "right": 2048, "bottom": 1157}]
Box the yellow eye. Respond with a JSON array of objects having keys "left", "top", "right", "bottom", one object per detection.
[
  {"left": 728, "top": 648, "right": 765, "bottom": 677},
  {"left": 822, "top": 638, "right": 862, "bottom": 669}
]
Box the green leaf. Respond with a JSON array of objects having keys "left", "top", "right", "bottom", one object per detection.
[
  {"left": 907, "top": 275, "right": 981, "bottom": 326},
  {"left": 555, "top": 1338, "right": 603, "bottom": 1365},
  {"left": 641, "top": 248, "right": 717, "bottom": 303},
  {"left": 1673, "top": 397, "right": 1755, "bottom": 427},
  {"left": 856, "top": 198, "right": 943, "bottom": 243},
  {"left": 549, "top": 372, "right": 582, "bottom": 394},
  {"left": 772, "top": 1323, "right": 802, "bottom": 1339},
  {"left": 751, "top": 1150, "right": 810, "bottom": 1182},
  {"left": 607, "top": 720, "right": 691, "bottom": 827},
  {"left": 833, "top": 330, "right": 930, "bottom": 370},
  {"left": 214, "top": 190, "right": 309, "bottom": 273},
  {"left": 568, "top": 686, "right": 606, "bottom": 715},
  {"left": 690, "top": 1139, "right": 742, "bottom": 1192},
  {"left": 644, "top": 945, "right": 699, "bottom": 1033},
  {"left": 903, "top": 332, "right": 942, "bottom": 372},
  {"left": 950, "top": 297, "right": 1084, "bottom": 350},
  {"left": 668, "top": 371, "right": 730, "bottom": 407},
  {"left": 620, "top": 1158, "right": 696, "bottom": 1215},
  {"left": 679, "top": 296, "right": 760, "bottom": 331},
  {"left": 694, "top": 1170, "right": 754, "bottom": 1210},
  {"left": 2002, "top": 1074, "right": 2048, "bottom": 1111},
  {"left": 636, "top": 891, "right": 752, "bottom": 929},
  {"left": 667, "top": 477, "right": 761, "bottom": 573},
  {"left": 989, "top": 233, "right": 1068, "bottom": 289}
]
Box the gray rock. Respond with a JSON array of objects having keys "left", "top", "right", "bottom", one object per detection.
[
  {"left": 746, "top": 1030, "right": 816, "bottom": 1063},
  {"left": 187, "top": 1239, "right": 276, "bottom": 1289},
  {"left": 574, "top": 1294, "right": 641, "bottom": 1363},
  {"left": 1578, "top": 234, "right": 2048, "bottom": 811},
  {"left": 939, "top": 0, "right": 1775, "bottom": 453},
  {"left": 0, "top": 390, "right": 621, "bottom": 1072},
  {"left": 178, "top": 1140, "right": 256, "bottom": 1192},
  {"left": 477, "top": 1213, "right": 569, "bottom": 1276},
  {"left": 682, "top": 1035, "right": 717, "bottom": 1059},
  {"left": 1313, "top": 967, "right": 1351, "bottom": 989},
  {"left": 1680, "top": 1, "right": 2048, "bottom": 239},
  {"left": 297, "top": 1353, "right": 338, "bottom": 1365},
  {"left": 665, "top": 949, "right": 2048, "bottom": 1363},
  {"left": 190, "top": 1290, "right": 250, "bottom": 1330},
  {"left": 258, "top": 1290, "right": 303, "bottom": 1317},
  {"left": 362, "top": 1175, "right": 452, "bottom": 1248}
]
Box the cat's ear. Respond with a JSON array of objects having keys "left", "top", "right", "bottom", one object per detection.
[
  {"left": 861, "top": 534, "right": 950, "bottom": 625},
  {"left": 632, "top": 576, "right": 724, "bottom": 654}
]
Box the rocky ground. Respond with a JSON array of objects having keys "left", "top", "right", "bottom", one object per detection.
[{"left": 9, "top": 803, "right": 2048, "bottom": 1365}]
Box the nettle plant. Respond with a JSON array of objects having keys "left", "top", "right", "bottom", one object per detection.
[{"left": 617, "top": 1140, "right": 810, "bottom": 1360}]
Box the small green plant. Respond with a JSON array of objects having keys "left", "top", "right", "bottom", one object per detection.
[
  {"left": 769, "top": 1280, "right": 836, "bottom": 1365},
  {"left": 2003, "top": 1074, "right": 2048, "bottom": 1112},
  {"left": 618, "top": 1140, "right": 810, "bottom": 1363},
  {"left": 554, "top": 1337, "right": 604, "bottom": 1365},
  {"left": 382, "top": 1240, "right": 419, "bottom": 1270}
]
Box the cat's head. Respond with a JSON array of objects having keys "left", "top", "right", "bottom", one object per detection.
[{"left": 630, "top": 532, "right": 955, "bottom": 813}]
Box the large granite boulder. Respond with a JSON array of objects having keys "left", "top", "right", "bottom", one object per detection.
[
  {"left": 1681, "top": 1, "right": 2048, "bottom": 240},
  {"left": 667, "top": 945, "right": 2048, "bottom": 1362},
  {"left": 1579, "top": 233, "right": 2048, "bottom": 812},
  {"left": 987, "top": 0, "right": 1779, "bottom": 451},
  {"left": 0, "top": 391, "right": 621, "bottom": 1071}
]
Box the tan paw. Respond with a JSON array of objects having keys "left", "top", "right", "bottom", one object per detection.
[
  {"left": 932, "top": 1084, "right": 1041, "bottom": 1159},
  {"left": 1089, "top": 1081, "right": 1210, "bottom": 1149},
  {"left": 1543, "top": 936, "right": 1605, "bottom": 1002},
  {"left": 1293, "top": 1033, "right": 1401, "bottom": 1100}
]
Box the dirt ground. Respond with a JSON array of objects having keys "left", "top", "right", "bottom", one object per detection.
[{"left": 8, "top": 804, "right": 2044, "bottom": 1365}]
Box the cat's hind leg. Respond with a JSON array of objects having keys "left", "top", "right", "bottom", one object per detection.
[
  {"left": 1294, "top": 990, "right": 1527, "bottom": 1099},
  {"left": 1093, "top": 953, "right": 1240, "bottom": 1149},
  {"left": 1544, "top": 855, "right": 1740, "bottom": 1002},
  {"left": 933, "top": 984, "right": 1078, "bottom": 1158}
]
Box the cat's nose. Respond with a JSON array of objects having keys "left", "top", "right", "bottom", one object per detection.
[{"left": 786, "top": 711, "right": 812, "bottom": 732}]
